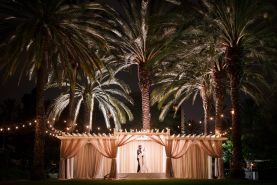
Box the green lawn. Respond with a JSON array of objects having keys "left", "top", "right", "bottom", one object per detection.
[{"left": 0, "top": 179, "right": 274, "bottom": 185}]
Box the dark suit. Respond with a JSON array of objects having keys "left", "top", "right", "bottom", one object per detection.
[{"left": 137, "top": 148, "right": 142, "bottom": 172}]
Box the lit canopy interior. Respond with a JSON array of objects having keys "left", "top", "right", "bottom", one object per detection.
[{"left": 57, "top": 129, "right": 226, "bottom": 179}]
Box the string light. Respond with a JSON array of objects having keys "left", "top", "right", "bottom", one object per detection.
[
  {"left": 0, "top": 120, "right": 35, "bottom": 134},
  {"left": 0, "top": 119, "right": 61, "bottom": 136}
]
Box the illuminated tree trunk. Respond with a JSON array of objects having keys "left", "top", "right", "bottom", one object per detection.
[
  {"left": 226, "top": 47, "right": 243, "bottom": 179},
  {"left": 138, "top": 65, "right": 151, "bottom": 129},
  {"left": 212, "top": 65, "right": 224, "bottom": 135},
  {"left": 83, "top": 93, "right": 94, "bottom": 132},
  {"left": 200, "top": 82, "right": 208, "bottom": 135},
  {"left": 180, "top": 105, "right": 185, "bottom": 134},
  {"left": 31, "top": 54, "right": 48, "bottom": 180},
  {"left": 66, "top": 64, "right": 78, "bottom": 131}
]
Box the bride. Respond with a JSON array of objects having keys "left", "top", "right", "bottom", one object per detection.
[{"left": 138, "top": 146, "right": 149, "bottom": 173}]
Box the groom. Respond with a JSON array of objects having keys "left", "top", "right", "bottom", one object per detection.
[{"left": 137, "top": 145, "right": 142, "bottom": 172}]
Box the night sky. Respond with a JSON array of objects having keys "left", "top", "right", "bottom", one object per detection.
[{"left": 3, "top": 0, "right": 276, "bottom": 122}]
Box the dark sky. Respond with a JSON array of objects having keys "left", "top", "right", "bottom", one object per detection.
[
  {"left": 0, "top": 64, "right": 202, "bottom": 121},
  {"left": 1, "top": 0, "right": 276, "bottom": 121},
  {"left": 5, "top": 0, "right": 269, "bottom": 122}
]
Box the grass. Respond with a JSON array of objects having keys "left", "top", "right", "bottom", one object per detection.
[{"left": 0, "top": 179, "right": 275, "bottom": 185}]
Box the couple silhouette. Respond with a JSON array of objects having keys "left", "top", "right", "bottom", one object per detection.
[{"left": 137, "top": 145, "right": 149, "bottom": 173}]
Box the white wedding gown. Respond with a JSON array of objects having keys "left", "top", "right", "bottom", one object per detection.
[{"left": 138, "top": 150, "right": 149, "bottom": 173}]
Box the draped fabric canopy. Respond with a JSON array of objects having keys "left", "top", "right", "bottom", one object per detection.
[{"left": 57, "top": 130, "right": 226, "bottom": 179}]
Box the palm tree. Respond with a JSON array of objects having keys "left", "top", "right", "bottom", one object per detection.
[
  {"left": 105, "top": 0, "right": 183, "bottom": 129},
  {"left": 0, "top": 0, "right": 110, "bottom": 179},
  {"left": 151, "top": 57, "right": 212, "bottom": 134},
  {"left": 47, "top": 62, "right": 134, "bottom": 132},
  {"left": 200, "top": 0, "right": 276, "bottom": 178}
]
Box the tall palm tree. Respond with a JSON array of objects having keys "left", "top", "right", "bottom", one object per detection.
[
  {"left": 105, "top": 0, "right": 183, "bottom": 129},
  {"left": 200, "top": 0, "right": 276, "bottom": 178},
  {"left": 151, "top": 57, "right": 212, "bottom": 134},
  {"left": 47, "top": 61, "right": 134, "bottom": 131},
  {"left": 0, "top": 0, "right": 109, "bottom": 179}
]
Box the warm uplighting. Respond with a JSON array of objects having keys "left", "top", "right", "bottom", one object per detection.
[
  {"left": 263, "top": 12, "right": 268, "bottom": 19},
  {"left": 231, "top": 110, "right": 235, "bottom": 115},
  {"left": 215, "top": 129, "right": 221, "bottom": 136}
]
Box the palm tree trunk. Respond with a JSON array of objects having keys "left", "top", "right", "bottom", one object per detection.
[
  {"left": 83, "top": 93, "right": 94, "bottom": 132},
  {"left": 138, "top": 65, "right": 151, "bottom": 129},
  {"left": 230, "top": 73, "right": 243, "bottom": 178},
  {"left": 200, "top": 83, "right": 208, "bottom": 135},
  {"left": 226, "top": 47, "right": 243, "bottom": 179},
  {"left": 31, "top": 58, "right": 48, "bottom": 180},
  {"left": 180, "top": 105, "right": 185, "bottom": 134},
  {"left": 66, "top": 64, "right": 77, "bottom": 131},
  {"left": 212, "top": 66, "right": 224, "bottom": 135}
]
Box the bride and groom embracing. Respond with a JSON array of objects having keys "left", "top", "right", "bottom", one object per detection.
[{"left": 137, "top": 145, "right": 149, "bottom": 173}]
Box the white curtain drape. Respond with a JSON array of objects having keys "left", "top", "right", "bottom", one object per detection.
[
  {"left": 148, "top": 135, "right": 192, "bottom": 177},
  {"left": 74, "top": 143, "right": 103, "bottom": 179},
  {"left": 172, "top": 143, "right": 208, "bottom": 179},
  {"left": 196, "top": 139, "right": 224, "bottom": 178},
  {"left": 89, "top": 134, "right": 136, "bottom": 178},
  {"left": 59, "top": 139, "right": 87, "bottom": 179},
  {"left": 117, "top": 139, "right": 166, "bottom": 173}
]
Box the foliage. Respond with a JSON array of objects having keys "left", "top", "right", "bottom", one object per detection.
[
  {"left": 47, "top": 54, "right": 134, "bottom": 130},
  {"left": 222, "top": 139, "right": 232, "bottom": 163}
]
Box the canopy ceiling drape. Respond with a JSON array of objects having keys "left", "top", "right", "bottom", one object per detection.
[{"left": 57, "top": 130, "right": 226, "bottom": 179}]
